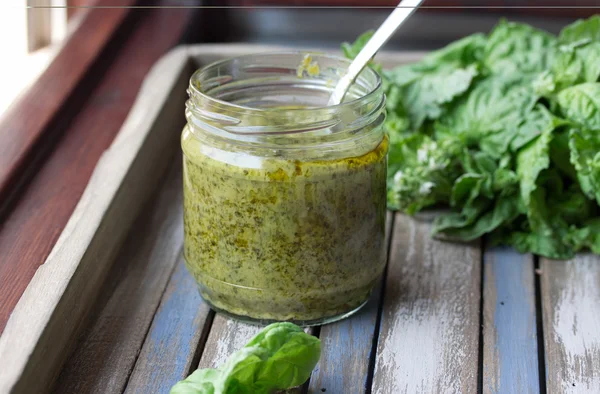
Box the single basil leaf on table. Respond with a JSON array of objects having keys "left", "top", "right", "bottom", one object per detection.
[
  {"left": 170, "top": 323, "right": 320, "bottom": 394},
  {"left": 242, "top": 323, "right": 321, "bottom": 392},
  {"left": 170, "top": 369, "right": 222, "bottom": 394}
]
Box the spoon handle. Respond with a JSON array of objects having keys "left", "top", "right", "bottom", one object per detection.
[{"left": 328, "top": 0, "right": 424, "bottom": 106}]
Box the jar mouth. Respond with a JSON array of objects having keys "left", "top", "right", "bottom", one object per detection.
[{"left": 186, "top": 51, "right": 384, "bottom": 136}]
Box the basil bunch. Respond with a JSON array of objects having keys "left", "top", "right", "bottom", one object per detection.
[{"left": 345, "top": 16, "right": 600, "bottom": 258}]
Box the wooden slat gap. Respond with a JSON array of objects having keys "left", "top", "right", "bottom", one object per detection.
[
  {"left": 477, "top": 237, "right": 485, "bottom": 394},
  {"left": 119, "top": 246, "right": 184, "bottom": 390},
  {"left": 185, "top": 309, "right": 217, "bottom": 378},
  {"left": 300, "top": 325, "right": 322, "bottom": 394},
  {"left": 52, "top": 158, "right": 185, "bottom": 393},
  {"left": 364, "top": 212, "right": 396, "bottom": 394},
  {"left": 533, "top": 255, "right": 547, "bottom": 394}
]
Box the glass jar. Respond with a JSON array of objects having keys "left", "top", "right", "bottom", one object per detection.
[{"left": 182, "top": 52, "right": 387, "bottom": 325}]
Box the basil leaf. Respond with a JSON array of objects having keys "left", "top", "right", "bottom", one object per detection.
[
  {"left": 484, "top": 19, "right": 556, "bottom": 76},
  {"left": 170, "top": 323, "right": 320, "bottom": 394},
  {"left": 557, "top": 83, "right": 600, "bottom": 130}
]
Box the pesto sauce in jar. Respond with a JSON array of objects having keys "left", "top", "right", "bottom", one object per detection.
[
  {"left": 182, "top": 130, "right": 388, "bottom": 323},
  {"left": 182, "top": 52, "right": 386, "bottom": 324}
]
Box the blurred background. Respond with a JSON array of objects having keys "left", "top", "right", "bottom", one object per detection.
[{"left": 1, "top": 0, "right": 597, "bottom": 118}]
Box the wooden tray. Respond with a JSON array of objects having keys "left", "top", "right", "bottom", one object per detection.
[{"left": 1, "top": 44, "right": 599, "bottom": 394}]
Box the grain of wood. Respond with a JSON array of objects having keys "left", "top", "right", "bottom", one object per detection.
[
  {"left": 483, "top": 247, "right": 540, "bottom": 394},
  {"left": 196, "top": 314, "right": 314, "bottom": 394},
  {"left": 124, "top": 259, "right": 213, "bottom": 394},
  {"left": 541, "top": 255, "right": 600, "bottom": 393},
  {"left": 372, "top": 213, "right": 481, "bottom": 394},
  {"left": 0, "top": 46, "right": 191, "bottom": 394},
  {"left": 198, "top": 316, "right": 265, "bottom": 370},
  {"left": 307, "top": 212, "right": 393, "bottom": 394},
  {"left": 52, "top": 162, "right": 184, "bottom": 393}
]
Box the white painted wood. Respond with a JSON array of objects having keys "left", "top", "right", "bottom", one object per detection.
[
  {"left": 197, "top": 314, "right": 313, "bottom": 394},
  {"left": 0, "top": 46, "right": 191, "bottom": 394},
  {"left": 198, "top": 316, "right": 264, "bottom": 370},
  {"left": 541, "top": 256, "right": 600, "bottom": 393},
  {"left": 372, "top": 213, "right": 481, "bottom": 394}
]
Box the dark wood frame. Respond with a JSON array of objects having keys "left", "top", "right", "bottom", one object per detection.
[{"left": 0, "top": 0, "right": 196, "bottom": 334}]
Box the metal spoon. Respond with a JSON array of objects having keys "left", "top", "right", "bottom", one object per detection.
[{"left": 328, "top": 0, "right": 424, "bottom": 106}]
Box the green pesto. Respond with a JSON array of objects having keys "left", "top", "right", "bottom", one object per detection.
[{"left": 182, "top": 129, "right": 388, "bottom": 323}]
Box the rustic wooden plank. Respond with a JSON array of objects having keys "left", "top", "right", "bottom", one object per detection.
[
  {"left": 0, "top": 5, "right": 194, "bottom": 336},
  {"left": 51, "top": 162, "right": 184, "bottom": 393},
  {"left": 372, "top": 213, "right": 481, "bottom": 394},
  {"left": 198, "top": 316, "right": 265, "bottom": 370},
  {"left": 308, "top": 212, "right": 393, "bottom": 394},
  {"left": 482, "top": 247, "right": 540, "bottom": 394},
  {"left": 0, "top": 46, "right": 192, "bottom": 394},
  {"left": 124, "top": 259, "right": 213, "bottom": 394},
  {"left": 197, "top": 315, "right": 315, "bottom": 394},
  {"left": 541, "top": 255, "right": 600, "bottom": 393}
]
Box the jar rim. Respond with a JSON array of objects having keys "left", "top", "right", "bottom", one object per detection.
[{"left": 188, "top": 51, "right": 382, "bottom": 115}]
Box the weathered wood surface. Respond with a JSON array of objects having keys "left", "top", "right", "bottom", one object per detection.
[
  {"left": 372, "top": 213, "right": 481, "bottom": 394},
  {"left": 307, "top": 212, "right": 393, "bottom": 394},
  {"left": 482, "top": 247, "right": 540, "bottom": 394},
  {"left": 0, "top": 45, "right": 190, "bottom": 394},
  {"left": 197, "top": 315, "right": 313, "bottom": 394},
  {"left": 124, "top": 259, "right": 213, "bottom": 394},
  {"left": 198, "top": 316, "right": 265, "bottom": 370},
  {"left": 52, "top": 162, "right": 184, "bottom": 393},
  {"left": 541, "top": 255, "right": 600, "bottom": 393}
]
